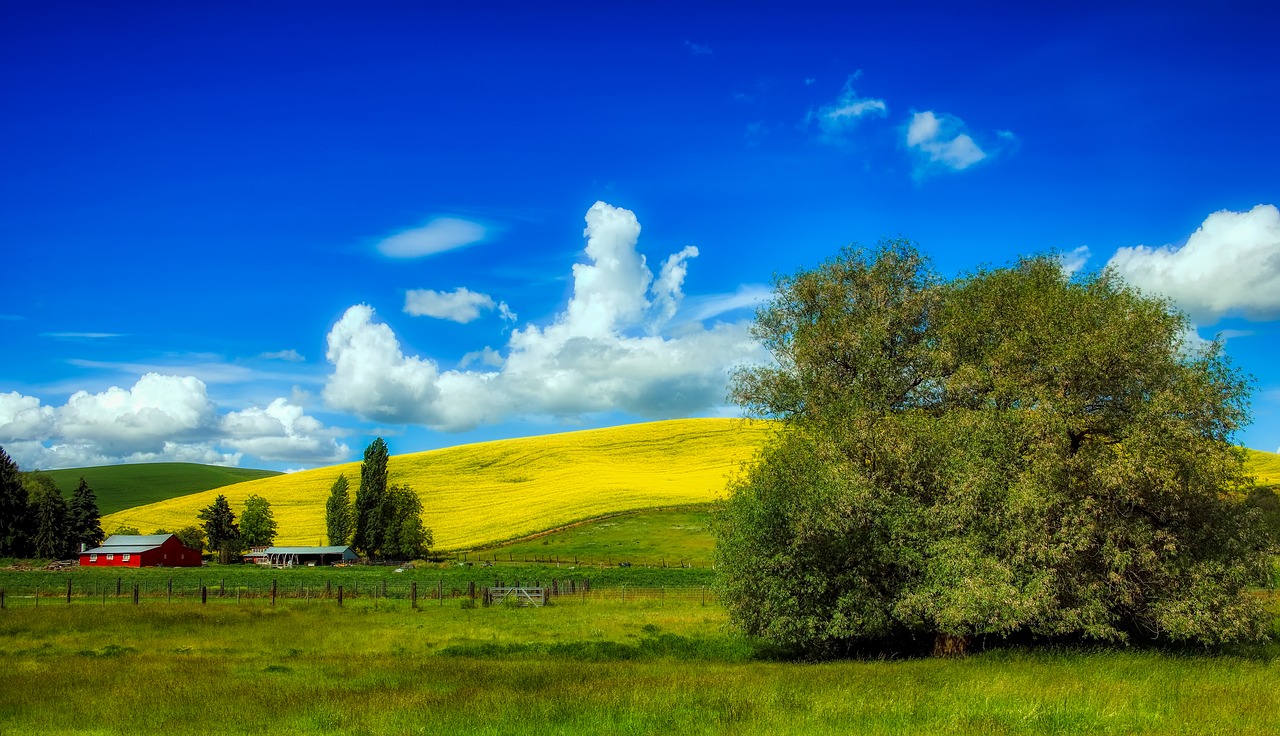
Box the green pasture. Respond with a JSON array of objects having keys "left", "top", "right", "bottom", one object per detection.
[
  {"left": 473, "top": 506, "right": 716, "bottom": 567},
  {"left": 37, "top": 462, "right": 280, "bottom": 516},
  {"left": 1, "top": 597, "right": 1278, "bottom": 735}
]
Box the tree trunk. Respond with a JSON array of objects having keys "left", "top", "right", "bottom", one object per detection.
[{"left": 933, "top": 632, "right": 969, "bottom": 658}]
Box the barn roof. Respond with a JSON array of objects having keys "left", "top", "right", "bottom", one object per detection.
[
  {"left": 101, "top": 534, "right": 174, "bottom": 547},
  {"left": 262, "top": 546, "right": 357, "bottom": 558},
  {"left": 82, "top": 545, "right": 158, "bottom": 555}
]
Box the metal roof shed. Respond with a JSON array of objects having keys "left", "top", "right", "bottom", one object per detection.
[{"left": 260, "top": 546, "right": 358, "bottom": 567}]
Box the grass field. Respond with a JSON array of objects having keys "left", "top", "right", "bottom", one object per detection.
[
  {"left": 36, "top": 463, "right": 280, "bottom": 516},
  {"left": 1247, "top": 448, "right": 1280, "bottom": 489},
  {"left": 1, "top": 597, "right": 1277, "bottom": 734},
  {"left": 102, "top": 418, "right": 774, "bottom": 550},
  {"left": 479, "top": 507, "right": 716, "bottom": 567}
]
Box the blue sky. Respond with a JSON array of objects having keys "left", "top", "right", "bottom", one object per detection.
[{"left": 2, "top": 1, "right": 1278, "bottom": 471}]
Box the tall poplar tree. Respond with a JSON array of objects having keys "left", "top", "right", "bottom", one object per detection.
[
  {"left": 325, "top": 473, "right": 354, "bottom": 546},
  {"left": 353, "top": 438, "right": 389, "bottom": 558}
]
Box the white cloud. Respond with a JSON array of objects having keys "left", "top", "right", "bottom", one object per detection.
[
  {"left": 1107, "top": 204, "right": 1280, "bottom": 322},
  {"left": 404, "top": 287, "right": 499, "bottom": 323},
  {"left": 905, "top": 111, "right": 987, "bottom": 173},
  {"left": 41, "top": 332, "right": 124, "bottom": 339},
  {"left": 261, "top": 349, "right": 305, "bottom": 362},
  {"left": 0, "top": 374, "right": 346, "bottom": 470},
  {"left": 375, "top": 216, "right": 487, "bottom": 258},
  {"left": 222, "top": 398, "right": 348, "bottom": 464},
  {"left": 1058, "top": 246, "right": 1092, "bottom": 276},
  {"left": 683, "top": 284, "right": 772, "bottom": 322},
  {"left": 807, "top": 75, "right": 888, "bottom": 144},
  {"left": 322, "top": 201, "right": 769, "bottom": 431}
]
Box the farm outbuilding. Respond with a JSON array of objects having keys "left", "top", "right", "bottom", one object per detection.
[
  {"left": 80, "top": 534, "right": 203, "bottom": 568},
  {"left": 256, "top": 546, "right": 358, "bottom": 567}
]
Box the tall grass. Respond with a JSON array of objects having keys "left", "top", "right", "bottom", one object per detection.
[{"left": 1, "top": 600, "right": 1277, "bottom": 734}]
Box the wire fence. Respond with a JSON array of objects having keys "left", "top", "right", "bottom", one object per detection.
[{"left": 0, "top": 577, "right": 718, "bottom": 609}]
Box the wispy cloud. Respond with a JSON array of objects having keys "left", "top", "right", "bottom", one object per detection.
[
  {"left": 683, "top": 284, "right": 772, "bottom": 322},
  {"left": 806, "top": 74, "right": 888, "bottom": 144},
  {"left": 375, "top": 216, "right": 487, "bottom": 258},
  {"left": 42, "top": 332, "right": 125, "bottom": 339},
  {"left": 684, "top": 40, "right": 712, "bottom": 56},
  {"left": 1057, "top": 246, "right": 1091, "bottom": 276},
  {"left": 261, "top": 349, "right": 305, "bottom": 362}
]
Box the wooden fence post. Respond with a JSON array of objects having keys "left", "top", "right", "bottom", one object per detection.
[
  {"left": 437, "top": 578, "right": 443, "bottom": 606},
  {"left": 325, "top": 580, "right": 331, "bottom": 599},
  {"left": 200, "top": 585, "right": 207, "bottom": 604},
  {"left": 271, "top": 579, "right": 277, "bottom": 606},
  {"left": 337, "top": 585, "right": 343, "bottom": 606},
  {"left": 168, "top": 578, "right": 173, "bottom": 603},
  {"left": 66, "top": 578, "right": 72, "bottom": 604},
  {"left": 468, "top": 581, "right": 475, "bottom": 600},
  {"left": 116, "top": 577, "right": 121, "bottom": 597},
  {"left": 132, "top": 583, "right": 139, "bottom": 605},
  {"left": 411, "top": 582, "right": 418, "bottom": 610},
  {"left": 1, "top": 588, "right": 5, "bottom": 609}
]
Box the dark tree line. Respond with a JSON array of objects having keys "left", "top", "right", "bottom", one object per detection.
[
  {"left": 328, "top": 438, "right": 431, "bottom": 560},
  {"left": 0, "top": 446, "right": 103, "bottom": 559}
]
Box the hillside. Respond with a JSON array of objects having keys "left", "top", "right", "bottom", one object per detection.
[
  {"left": 1245, "top": 448, "right": 1280, "bottom": 489},
  {"left": 103, "top": 418, "right": 775, "bottom": 550},
  {"left": 38, "top": 463, "right": 281, "bottom": 516}
]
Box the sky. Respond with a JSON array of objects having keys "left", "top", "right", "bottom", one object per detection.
[{"left": 1, "top": 1, "right": 1278, "bottom": 472}]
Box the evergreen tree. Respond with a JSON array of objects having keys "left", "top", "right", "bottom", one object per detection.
[
  {"left": 198, "top": 494, "right": 241, "bottom": 564},
  {"left": 238, "top": 494, "right": 277, "bottom": 548},
  {"left": 30, "top": 481, "right": 73, "bottom": 559},
  {"left": 353, "top": 438, "right": 389, "bottom": 558},
  {"left": 325, "top": 473, "right": 354, "bottom": 546},
  {"left": 0, "top": 446, "right": 32, "bottom": 557},
  {"left": 67, "top": 476, "right": 104, "bottom": 551}
]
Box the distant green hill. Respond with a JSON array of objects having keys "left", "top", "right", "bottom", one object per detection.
[{"left": 38, "top": 463, "right": 281, "bottom": 516}]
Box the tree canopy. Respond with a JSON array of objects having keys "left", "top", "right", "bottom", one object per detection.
[
  {"left": 354, "top": 438, "right": 389, "bottom": 557},
  {"left": 325, "top": 473, "right": 354, "bottom": 546},
  {"left": 68, "top": 476, "right": 104, "bottom": 551},
  {"left": 198, "top": 494, "right": 240, "bottom": 564},
  {"left": 238, "top": 494, "right": 277, "bottom": 549},
  {"left": 716, "top": 241, "right": 1272, "bottom": 657}
]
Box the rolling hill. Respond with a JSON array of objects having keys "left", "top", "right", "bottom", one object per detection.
[
  {"left": 99, "top": 418, "right": 1280, "bottom": 553},
  {"left": 38, "top": 463, "right": 281, "bottom": 516},
  {"left": 102, "top": 418, "right": 776, "bottom": 550}
]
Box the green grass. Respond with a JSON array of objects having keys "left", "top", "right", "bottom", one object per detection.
[
  {"left": 36, "top": 463, "right": 280, "bottom": 516},
  {"left": 1, "top": 599, "right": 1277, "bottom": 734},
  {"left": 478, "top": 506, "right": 716, "bottom": 567}
]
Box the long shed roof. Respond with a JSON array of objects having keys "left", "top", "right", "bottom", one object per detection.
[{"left": 262, "top": 546, "right": 357, "bottom": 558}]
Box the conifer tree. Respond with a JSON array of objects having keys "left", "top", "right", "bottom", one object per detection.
[
  {"left": 30, "top": 481, "right": 73, "bottom": 560},
  {"left": 0, "top": 446, "right": 32, "bottom": 557},
  {"left": 198, "top": 494, "right": 240, "bottom": 564},
  {"left": 67, "top": 476, "right": 104, "bottom": 550}
]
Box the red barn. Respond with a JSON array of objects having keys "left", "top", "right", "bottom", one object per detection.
[{"left": 80, "top": 534, "right": 203, "bottom": 568}]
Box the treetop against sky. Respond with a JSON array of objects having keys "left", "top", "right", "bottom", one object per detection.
[{"left": 1, "top": 2, "right": 1277, "bottom": 471}]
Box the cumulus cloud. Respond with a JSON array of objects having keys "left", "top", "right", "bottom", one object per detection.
[
  {"left": 807, "top": 75, "right": 888, "bottom": 143},
  {"left": 1107, "top": 204, "right": 1280, "bottom": 322},
  {"left": 0, "top": 374, "right": 346, "bottom": 470},
  {"left": 404, "top": 287, "right": 507, "bottom": 324},
  {"left": 222, "top": 398, "right": 349, "bottom": 464},
  {"left": 906, "top": 111, "right": 987, "bottom": 173},
  {"left": 375, "top": 216, "right": 487, "bottom": 258},
  {"left": 322, "top": 201, "right": 769, "bottom": 431}
]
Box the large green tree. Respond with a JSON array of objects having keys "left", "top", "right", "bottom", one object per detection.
[
  {"left": 239, "top": 494, "right": 277, "bottom": 548},
  {"left": 0, "top": 446, "right": 32, "bottom": 557},
  {"left": 198, "top": 494, "right": 241, "bottom": 564},
  {"left": 716, "top": 242, "right": 1272, "bottom": 657},
  {"left": 325, "top": 473, "right": 354, "bottom": 546},
  {"left": 68, "top": 476, "right": 104, "bottom": 550},
  {"left": 381, "top": 483, "right": 432, "bottom": 560},
  {"left": 353, "top": 438, "right": 389, "bottom": 558}
]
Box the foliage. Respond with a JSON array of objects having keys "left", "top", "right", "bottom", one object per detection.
[
  {"left": 324, "top": 473, "right": 353, "bottom": 546},
  {"left": 28, "top": 475, "right": 73, "bottom": 559},
  {"left": 198, "top": 494, "right": 240, "bottom": 564},
  {"left": 717, "top": 242, "right": 1273, "bottom": 656},
  {"left": 109, "top": 525, "right": 140, "bottom": 536},
  {"left": 172, "top": 524, "right": 206, "bottom": 553},
  {"left": 39, "top": 463, "right": 280, "bottom": 515},
  {"left": 68, "top": 476, "right": 104, "bottom": 550},
  {"left": 381, "top": 483, "right": 432, "bottom": 559},
  {"left": 238, "top": 494, "right": 278, "bottom": 548},
  {"left": 353, "top": 437, "right": 389, "bottom": 557},
  {"left": 0, "top": 446, "right": 31, "bottom": 556}
]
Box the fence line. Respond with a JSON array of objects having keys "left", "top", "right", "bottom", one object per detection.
[{"left": 0, "top": 580, "right": 718, "bottom": 609}]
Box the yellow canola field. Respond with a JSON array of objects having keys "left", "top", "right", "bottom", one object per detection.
[
  {"left": 1245, "top": 448, "right": 1280, "bottom": 489},
  {"left": 103, "top": 418, "right": 776, "bottom": 551}
]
